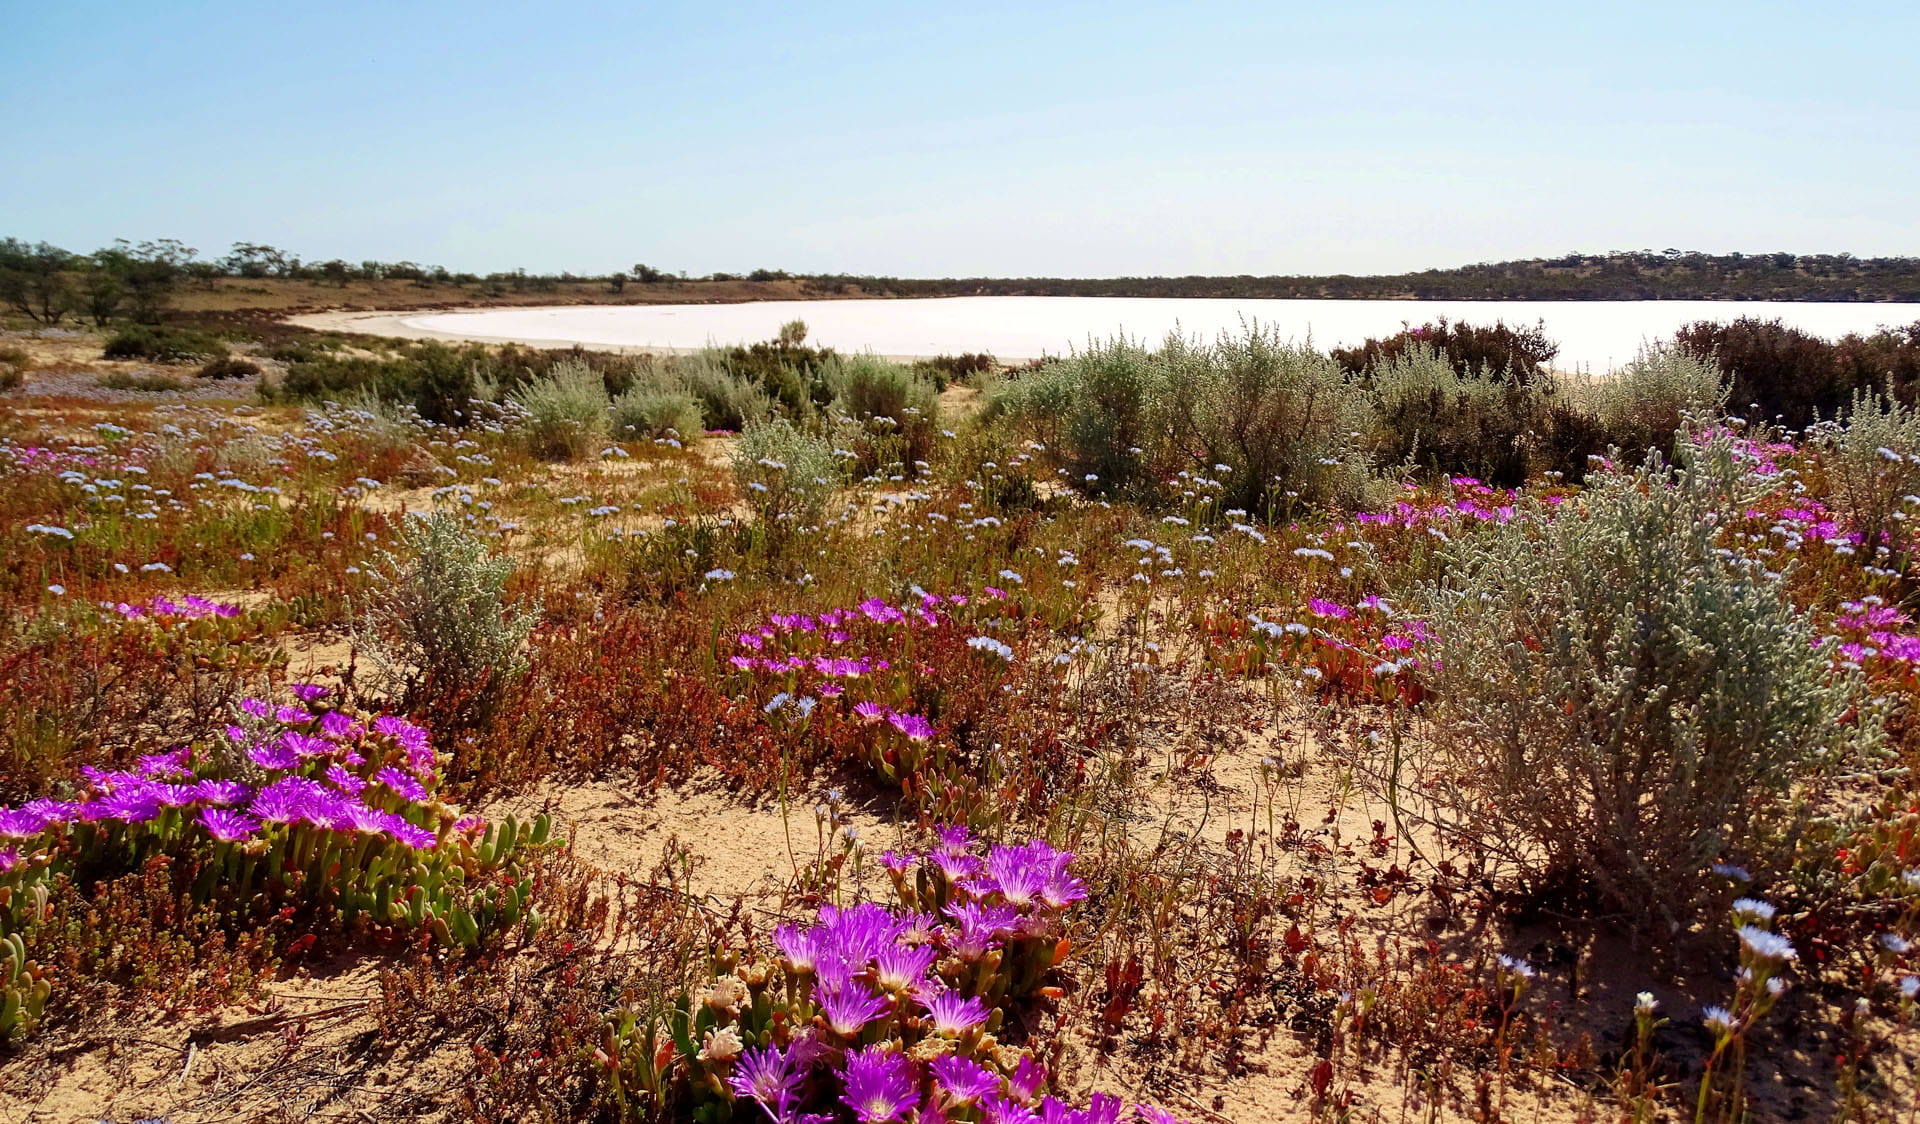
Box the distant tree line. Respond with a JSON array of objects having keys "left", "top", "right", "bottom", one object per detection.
[{"left": 10, "top": 240, "right": 1920, "bottom": 328}]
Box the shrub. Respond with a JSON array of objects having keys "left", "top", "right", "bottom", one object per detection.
[
  {"left": 1579, "top": 344, "right": 1726, "bottom": 461},
  {"left": 731, "top": 418, "right": 844, "bottom": 532},
  {"left": 1367, "top": 348, "right": 1552, "bottom": 486},
  {"left": 356, "top": 511, "right": 536, "bottom": 721},
  {"left": 510, "top": 359, "right": 608, "bottom": 460},
  {"left": 0, "top": 345, "right": 26, "bottom": 391},
  {"left": 611, "top": 386, "right": 704, "bottom": 443},
  {"left": 1676, "top": 317, "right": 1920, "bottom": 428},
  {"left": 1333, "top": 318, "right": 1559, "bottom": 383},
  {"left": 101, "top": 324, "right": 226, "bottom": 363},
  {"left": 911, "top": 352, "right": 996, "bottom": 389},
  {"left": 196, "top": 355, "right": 260, "bottom": 380},
  {"left": 1417, "top": 439, "right": 1880, "bottom": 939},
  {"left": 829, "top": 354, "right": 940, "bottom": 476},
  {"left": 675, "top": 350, "right": 770, "bottom": 432},
  {"left": 1818, "top": 388, "right": 1920, "bottom": 573}
]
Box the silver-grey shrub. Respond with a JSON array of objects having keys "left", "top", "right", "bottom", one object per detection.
[
  {"left": 1577, "top": 343, "right": 1727, "bottom": 461},
  {"left": 1818, "top": 387, "right": 1920, "bottom": 573},
  {"left": 511, "top": 359, "right": 609, "bottom": 460},
  {"left": 731, "top": 418, "right": 844, "bottom": 531},
  {"left": 612, "top": 386, "right": 705, "bottom": 444},
  {"left": 1416, "top": 438, "right": 1879, "bottom": 938},
  {"left": 357, "top": 511, "right": 535, "bottom": 709}
]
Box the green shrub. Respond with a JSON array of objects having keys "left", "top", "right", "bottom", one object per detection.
[
  {"left": 829, "top": 354, "right": 940, "bottom": 476},
  {"left": 1819, "top": 388, "right": 1920, "bottom": 573},
  {"left": 911, "top": 352, "right": 996, "bottom": 390},
  {"left": 1580, "top": 344, "right": 1727, "bottom": 461},
  {"left": 1417, "top": 438, "right": 1880, "bottom": 939},
  {"left": 1367, "top": 348, "right": 1551, "bottom": 486},
  {"left": 731, "top": 418, "right": 843, "bottom": 532},
  {"left": 1677, "top": 317, "right": 1920, "bottom": 427},
  {"left": 611, "top": 386, "right": 704, "bottom": 443},
  {"left": 196, "top": 355, "right": 260, "bottom": 379},
  {"left": 102, "top": 324, "right": 226, "bottom": 363},
  {"left": 1333, "top": 318, "right": 1559, "bottom": 383},
  {"left": 675, "top": 350, "right": 770, "bottom": 432},
  {"left": 356, "top": 511, "right": 536, "bottom": 719},
  {"left": 0, "top": 345, "right": 25, "bottom": 391},
  {"left": 510, "top": 360, "right": 609, "bottom": 460}
]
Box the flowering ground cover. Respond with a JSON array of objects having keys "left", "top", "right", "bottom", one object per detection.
[{"left": 2, "top": 326, "right": 1920, "bottom": 1122}]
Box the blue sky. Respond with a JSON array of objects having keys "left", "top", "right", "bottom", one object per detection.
[{"left": 3, "top": 1, "right": 1916, "bottom": 277}]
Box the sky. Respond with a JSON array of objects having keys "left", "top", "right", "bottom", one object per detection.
[{"left": 4, "top": 1, "right": 1917, "bottom": 278}]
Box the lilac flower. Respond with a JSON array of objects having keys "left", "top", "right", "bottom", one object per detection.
[
  {"left": 137, "top": 747, "right": 190, "bottom": 778},
  {"left": 938, "top": 825, "right": 973, "bottom": 853},
  {"left": 385, "top": 818, "right": 438, "bottom": 850},
  {"left": 23, "top": 798, "right": 82, "bottom": 825},
  {"left": 774, "top": 922, "right": 825, "bottom": 972},
  {"left": 289, "top": 682, "right": 329, "bottom": 703},
  {"left": 1007, "top": 1055, "right": 1046, "bottom": 1100},
  {"left": 154, "top": 783, "right": 202, "bottom": 807},
  {"left": 987, "top": 845, "right": 1046, "bottom": 907},
  {"left": 282, "top": 730, "right": 331, "bottom": 759},
  {"left": 931, "top": 849, "right": 984, "bottom": 881},
  {"left": 817, "top": 902, "right": 905, "bottom": 964},
  {"left": 275, "top": 705, "right": 314, "bottom": 725},
  {"left": 728, "top": 1044, "right": 801, "bottom": 1121},
  {"left": 200, "top": 808, "right": 261, "bottom": 843},
  {"left": 97, "top": 786, "right": 164, "bottom": 824},
  {"left": 193, "top": 780, "right": 251, "bottom": 806},
  {"left": 873, "top": 943, "right": 935, "bottom": 992},
  {"left": 319, "top": 711, "right": 360, "bottom": 741},
  {"left": 930, "top": 1054, "right": 1000, "bottom": 1105},
  {"left": 817, "top": 982, "right": 891, "bottom": 1037},
  {"left": 0, "top": 847, "right": 18, "bottom": 874},
  {"left": 240, "top": 698, "right": 271, "bottom": 719},
  {"left": 853, "top": 701, "right": 890, "bottom": 724},
  {"left": 251, "top": 777, "right": 328, "bottom": 824},
  {"left": 947, "top": 901, "right": 1020, "bottom": 958},
  {"left": 981, "top": 1094, "right": 1042, "bottom": 1124},
  {"left": 879, "top": 849, "right": 917, "bottom": 874},
  {"left": 841, "top": 1046, "right": 918, "bottom": 1123},
  {"left": 1130, "top": 1107, "right": 1187, "bottom": 1124},
  {"left": 0, "top": 809, "right": 49, "bottom": 838},
  {"left": 247, "top": 741, "right": 300, "bottom": 771},
  {"left": 326, "top": 765, "right": 368, "bottom": 795},
  {"left": 375, "top": 765, "right": 430, "bottom": 803},
  {"left": 888, "top": 712, "right": 935, "bottom": 742},
  {"left": 919, "top": 989, "right": 989, "bottom": 1034}
]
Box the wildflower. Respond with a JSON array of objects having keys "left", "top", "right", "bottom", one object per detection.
[
  {"left": 1711, "top": 862, "right": 1753, "bottom": 882},
  {"left": 874, "top": 944, "right": 936, "bottom": 993},
  {"left": 728, "top": 1045, "right": 801, "bottom": 1119},
  {"left": 1496, "top": 953, "right": 1536, "bottom": 980},
  {"left": 702, "top": 974, "right": 749, "bottom": 1015},
  {"left": 376, "top": 765, "right": 430, "bottom": 803},
  {"left": 1903, "top": 977, "right": 1920, "bottom": 1000},
  {"left": 818, "top": 982, "right": 891, "bottom": 1037},
  {"left": 1730, "top": 898, "right": 1776, "bottom": 924},
  {"left": 1736, "top": 926, "right": 1797, "bottom": 964},
  {"left": 842, "top": 1046, "right": 918, "bottom": 1123},
  {"left": 1635, "top": 991, "right": 1659, "bottom": 1014},
  {"left": 698, "top": 1024, "right": 744, "bottom": 1063},
  {"left": 931, "top": 1054, "right": 1001, "bottom": 1105},
  {"left": 199, "top": 808, "right": 262, "bottom": 843},
  {"left": 919, "top": 990, "right": 988, "bottom": 1034},
  {"left": 1881, "top": 933, "right": 1911, "bottom": 954},
  {"left": 887, "top": 712, "right": 935, "bottom": 741}
]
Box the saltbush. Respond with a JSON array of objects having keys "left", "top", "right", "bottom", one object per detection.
[
  {"left": 1817, "top": 388, "right": 1920, "bottom": 573},
  {"left": 196, "top": 355, "right": 260, "bottom": 380},
  {"left": 829, "top": 354, "right": 940, "bottom": 477},
  {"left": 356, "top": 512, "right": 536, "bottom": 723},
  {"left": 102, "top": 324, "right": 226, "bottom": 363},
  {"left": 1417, "top": 438, "right": 1881, "bottom": 939},
  {"left": 611, "top": 386, "right": 705, "bottom": 443},
  {"left": 510, "top": 359, "right": 609, "bottom": 460},
  {"left": 1578, "top": 344, "right": 1726, "bottom": 462},
  {"left": 731, "top": 418, "right": 844, "bottom": 533}
]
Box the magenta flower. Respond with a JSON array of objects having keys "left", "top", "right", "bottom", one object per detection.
[
  {"left": 247, "top": 741, "right": 299, "bottom": 771},
  {"left": 0, "top": 809, "right": 48, "bottom": 838},
  {"left": 818, "top": 982, "right": 891, "bottom": 1037},
  {"left": 319, "top": 711, "right": 360, "bottom": 740},
  {"left": 980, "top": 1093, "right": 1042, "bottom": 1124},
  {"left": 919, "top": 989, "right": 988, "bottom": 1034},
  {"left": 931, "top": 1054, "right": 1001, "bottom": 1105},
  {"left": 193, "top": 780, "right": 251, "bottom": 806},
  {"left": 727, "top": 1044, "right": 801, "bottom": 1121},
  {"left": 853, "top": 701, "right": 889, "bottom": 724},
  {"left": 375, "top": 765, "right": 429, "bottom": 803},
  {"left": 841, "top": 1046, "right": 918, "bottom": 1123},
  {"left": 0, "top": 847, "right": 19, "bottom": 874},
  {"left": 1007, "top": 1055, "right": 1046, "bottom": 1100},
  {"left": 289, "top": 682, "right": 329, "bottom": 703},
  {"left": 1307, "top": 598, "right": 1350, "bottom": 620},
  {"left": 282, "top": 730, "right": 331, "bottom": 758},
  {"left": 873, "top": 943, "right": 935, "bottom": 992},
  {"left": 200, "top": 807, "right": 261, "bottom": 843},
  {"left": 887, "top": 712, "right": 935, "bottom": 742},
  {"left": 326, "top": 765, "right": 368, "bottom": 795}
]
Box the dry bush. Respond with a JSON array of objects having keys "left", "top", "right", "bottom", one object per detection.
[{"left": 1417, "top": 438, "right": 1882, "bottom": 940}]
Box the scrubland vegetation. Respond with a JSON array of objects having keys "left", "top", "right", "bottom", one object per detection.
[{"left": 6, "top": 308, "right": 1920, "bottom": 1122}]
